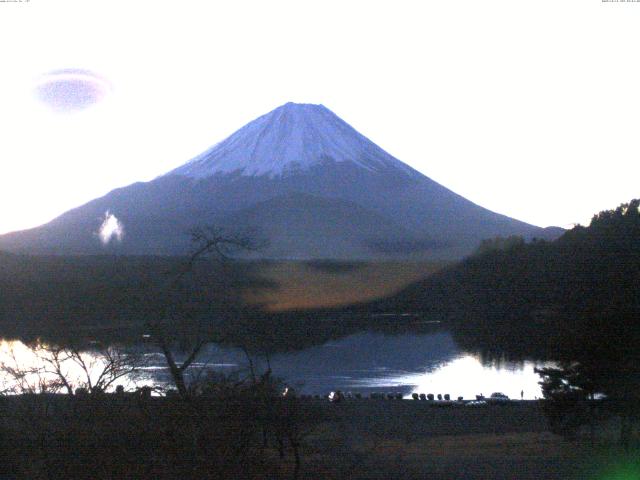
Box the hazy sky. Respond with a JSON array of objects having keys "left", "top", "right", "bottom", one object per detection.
[{"left": 0, "top": 0, "right": 638, "bottom": 235}]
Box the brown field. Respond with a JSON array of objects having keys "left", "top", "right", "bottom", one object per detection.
[
  {"left": 244, "top": 260, "right": 446, "bottom": 311},
  {"left": 292, "top": 400, "right": 630, "bottom": 480}
]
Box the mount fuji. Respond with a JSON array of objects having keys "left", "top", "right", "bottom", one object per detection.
[{"left": 0, "top": 102, "right": 561, "bottom": 259}]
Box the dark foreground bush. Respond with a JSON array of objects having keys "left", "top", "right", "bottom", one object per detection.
[{"left": 0, "top": 386, "right": 320, "bottom": 479}]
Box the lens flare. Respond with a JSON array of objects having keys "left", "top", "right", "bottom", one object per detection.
[
  {"left": 581, "top": 452, "right": 640, "bottom": 480},
  {"left": 34, "top": 68, "right": 112, "bottom": 113},
  {"left": 98, "top": 211, "right": 124, "bottom": 245},
  {"left": 596, "top": 462, "right": 640, "bottom": 480}
]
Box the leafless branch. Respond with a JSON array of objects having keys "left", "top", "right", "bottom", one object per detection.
[
  {"left": 2, "top": 341, "right": 144, "bottom": 396},
  {"left": 168, "top": 226, "right": 267, "bottom": 287},
  {"left": 149, "top": 225, "right": 266, "bottom": 398}
]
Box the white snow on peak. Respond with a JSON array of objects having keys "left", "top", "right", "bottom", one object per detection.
[{"left": 167, "top": 102, "right": 420, "bottom": 179}]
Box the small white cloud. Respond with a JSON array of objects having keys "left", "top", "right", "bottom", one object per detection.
[{"left": 98, "top": 211, "right": 124, "bottom": 245}]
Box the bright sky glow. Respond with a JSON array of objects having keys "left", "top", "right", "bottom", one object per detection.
[{"left": 0, "top": 0, "right": 638, "bottom": 234}]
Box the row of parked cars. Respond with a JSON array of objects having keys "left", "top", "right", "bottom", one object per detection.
[{"left": 325, "top": 390, "right": 511, "bottom": 404}]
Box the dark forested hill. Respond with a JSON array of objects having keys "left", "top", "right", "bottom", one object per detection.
[
  {"left": 375, "top": 199, "right": 640, "bottom": 361},
  {"left": 0, "top": 253, "right": 273, "bottom": 340}
]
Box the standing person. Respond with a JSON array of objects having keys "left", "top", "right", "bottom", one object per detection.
[{"left": 520, "top": 389, "right": 524, "bottom": 400}]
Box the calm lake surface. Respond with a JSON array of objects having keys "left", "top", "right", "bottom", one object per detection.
[
  {"left": 0, "top": 331, "right": 547, "bottom": 399},
  {"left": 141, "top": 331, "right": 547, "bottom": 400}
]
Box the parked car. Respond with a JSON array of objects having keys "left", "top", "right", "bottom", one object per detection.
[
  {"left": 488, "top": 392, "right": 510, "bottom": 404},
  {"left": 328, "top": 391, "right": 344, "bottom": 403},
  {"left": 466, "top": 400, "right": 487, "bottom": 407}
]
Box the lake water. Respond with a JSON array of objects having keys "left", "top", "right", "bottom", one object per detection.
[
  {"left": 0, "top": 331, "right": 547, "bottom": 399},
  {"left": 139, "top": 331, "right": 547, "bottom": 400}
]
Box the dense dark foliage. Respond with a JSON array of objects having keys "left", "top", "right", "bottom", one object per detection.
[
  {"left": 0, "top": 254, "right": 275, "bottom": 341},
  {"left": 0, "top": 376, "right": 318, "bottom": 479}
]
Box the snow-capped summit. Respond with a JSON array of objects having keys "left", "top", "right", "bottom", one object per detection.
[{"left": 169, "top": 102, "right": 419, "bottom": 179}]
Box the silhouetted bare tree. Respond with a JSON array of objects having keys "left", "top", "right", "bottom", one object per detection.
[
  {"left": 149, "top": 226, "right": 266, "bottom": 398},
  {"left": 0, "top": 340, "right": 144, "bottom": 395}
]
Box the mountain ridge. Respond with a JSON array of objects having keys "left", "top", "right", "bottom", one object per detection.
[{"left": 0, "top": 102, "right": 562, "bottom": 259}]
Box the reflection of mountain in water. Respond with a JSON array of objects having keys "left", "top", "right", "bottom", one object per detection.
[
  {"left": 267, "top": 331, "right": 459, "bottom": 395},
  {"left": 145, "top": 331, "right": 459, "bottom": 396}
]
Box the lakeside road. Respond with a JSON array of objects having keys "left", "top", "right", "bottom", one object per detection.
[{"left": 297, "top": 399, "right": 606, "bottom": 480}]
